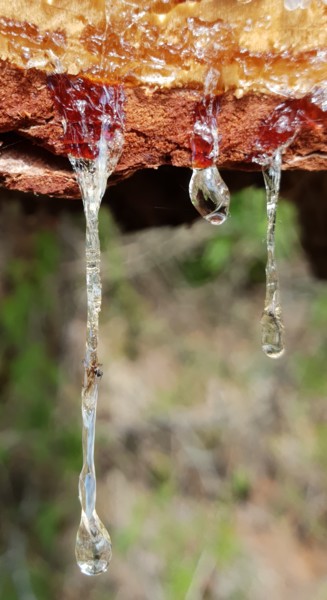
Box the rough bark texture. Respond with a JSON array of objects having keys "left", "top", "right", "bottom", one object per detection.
[
  {"left": 0, "top": 60, "right": 326, "bottom": 199},
  {"left": 0, "top": 59, "right": 327, "bottom": 279}
]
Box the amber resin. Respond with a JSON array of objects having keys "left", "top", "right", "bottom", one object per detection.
[{"left": 0, "top": 1, "right": 325, "bottom": 99}]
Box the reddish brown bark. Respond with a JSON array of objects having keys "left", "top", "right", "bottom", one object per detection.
[{"left": 0, "top": 60, "right": 326, "bottom": 199}]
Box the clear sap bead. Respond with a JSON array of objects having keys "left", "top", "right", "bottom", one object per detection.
[
  {"left": 189, "top": 166, "right": 230, "bottom": 225},
  {"left": 75, "top": 512, "right": 112, "bottom": 576},
  {"left": 261, "top": 310, "right": 285, "bottom": 359}
]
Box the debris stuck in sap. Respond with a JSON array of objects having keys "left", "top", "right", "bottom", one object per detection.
[{"left": 48, "top": 73, "right": 125, "bottom": 575}]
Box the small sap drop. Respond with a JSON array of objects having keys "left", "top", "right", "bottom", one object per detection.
[
  {"left": 261, "top": 307, "right": 285, "bottom": 359},
  {"left": 76, "top": 512, "right": 112, "bottom": 576},
  {"left": 261, "top": 150, "right": 285, "bottom": 359},
  {"left": 189, "top": 166, "right": 230, "bottom": 226}
]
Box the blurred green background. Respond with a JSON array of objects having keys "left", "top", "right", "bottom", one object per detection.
[{"left": 1, "top": 183, "right": 327, "bottom": 600}]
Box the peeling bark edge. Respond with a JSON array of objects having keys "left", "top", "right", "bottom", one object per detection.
[{"left": 0, "top": 60, "right": 326, "bottom": 199}]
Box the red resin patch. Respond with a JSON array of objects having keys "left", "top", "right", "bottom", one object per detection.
[
  {"left": 253, "top": 96, "right": 326, "bottom": 160},
  {"left": 47, "top": 73, "right": 125, "bottom": 160},
  {"left": 191, "top": 96, "right": 220, "bottom": 169}
]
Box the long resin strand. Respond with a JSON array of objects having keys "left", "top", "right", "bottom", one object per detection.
[
  {"left": 73, "top": 109, "right": 124, "bottom": 574},
  {"left": 48, "top": 73, "right": 125, "bottom": 575},
  {"left": 73, "top": 157, "right": 111, "bottom": 576},
  {"left": 261, "top": 149, "right": 285, "bottom": 359}
]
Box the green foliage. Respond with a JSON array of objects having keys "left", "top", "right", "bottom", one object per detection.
[
  {"left": 311, "top": 288, "right": 327, "bottom": 328},
  {"left": 314, "top": 424, "right": 327, "bottom": 471},
  {"left": 1, "top": 187, "right": 327, "bottom": 600},
  {"left": 115, "top": 499, "right": 149, "bottom": 556},
  {"left": 179, "top": 186, "right": 298, "bottom": 287},
  {"left": 293, "top": 346, "right": 327, "bottom": 395},
  {"left": 35, "top": 503, "right": 63, "bottom": 550},
  {"left": 0, "top": 216, "right": 75, "bottom": 599}
]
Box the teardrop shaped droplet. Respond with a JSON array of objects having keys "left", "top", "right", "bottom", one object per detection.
[
  {"left": 75, "top": 512, "right": 112, "bottom": 576},
  {"left": 261, "top": 149, "right": 285, "bottom": 359},
  {"left": 261, "top": 308, "right": 285, "bottom": 359},
  {"left": 189, "top": 166, "right": 230, "bottom": 225}
]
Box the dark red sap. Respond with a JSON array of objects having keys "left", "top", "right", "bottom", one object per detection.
[
  {"left": 254, "top": 96, "right": 326, "bottom": 160},
  {"left": 191, "top": 96, "right": 220, "bottom": 169},
  {"left": 47, "top": 73, "right": 125, "bottom": 160}
]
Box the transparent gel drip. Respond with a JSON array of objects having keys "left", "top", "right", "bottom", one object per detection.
[
  {"left": 189, "top": 166, "right": 230, "bottom": 225},
  {"left": 189, "top": 69, "right": 230, "bottom": 226},
  {"left": 261, "top": 149, "right": 285, "bottom": 359},
  {"left": 47, "top": 68, "right": 124, "bottom": 575},
  {"left": 71, "top": 121, "right": 123, "bottom": 575}
]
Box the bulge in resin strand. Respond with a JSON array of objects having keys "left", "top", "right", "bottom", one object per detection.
[
  {"left": 261, "top": 308, "right": 285, "bottom": 359},
  {"left": 76, "top": 511, "right": 112, "bottom": 576},
  {"left": 189, "top": 166, "right": 231, "bottom": 225}
]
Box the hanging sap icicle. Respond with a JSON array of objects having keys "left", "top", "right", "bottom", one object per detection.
[
  {"left": 189, "top": 71, "right": 230, "bottom": 226},
  {"left": 261, "top": 149, "right": 285, "bottom": 359},
  {"left": 48, "top": 74, "right": 125, "bottom": 575},
  {"left": 253, "top": 98, "right": 310, "bottom": 359}
]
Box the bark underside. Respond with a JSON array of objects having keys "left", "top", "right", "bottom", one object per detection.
[
  {"left": 0, "top": 60, "right": 327, "bottom": 279},
  {"left": 0, "top": 60, "right": 326, "bottom": 199}
]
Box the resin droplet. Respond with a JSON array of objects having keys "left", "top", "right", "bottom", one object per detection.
[
  {"left": 261, "top": 150, "right": 285, "bottom": 359},
  {"left": 76, "top": 512, "right": 112, "bottom": 576},
  {"left": 189, "top": 74, "right": 231, "bottom": 226},
  {"left": 189, "top": 166, "right": 230, "bottom": 225}
]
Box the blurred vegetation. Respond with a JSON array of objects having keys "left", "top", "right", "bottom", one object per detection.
[
  {"left": 0, "top": 207, "right": 79, "bottom": 599},
  {"left": 0, "top": 185, "right": 327, "bottom": 600},
  {"left": 179, "top": 187, "right": 298, "bottom": 287}
]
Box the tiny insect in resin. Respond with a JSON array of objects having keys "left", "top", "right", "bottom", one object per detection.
[
  {"left": 261, "top": 149, "right": 285, "bottom": 359},
  {"left": 189, "top": 166, "right": 230, "bottom": 225}
]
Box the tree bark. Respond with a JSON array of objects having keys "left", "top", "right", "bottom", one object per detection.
[{"left": 0, "top": 60, "right": 326, "bottom": 199}]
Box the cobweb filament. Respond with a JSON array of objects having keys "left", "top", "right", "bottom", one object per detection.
[
  {"left": 48, "top": 73, "right": 125, "bottom": 575},
  {"left": 261, "top": 149, "right": 285, "bottom": 359}
]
